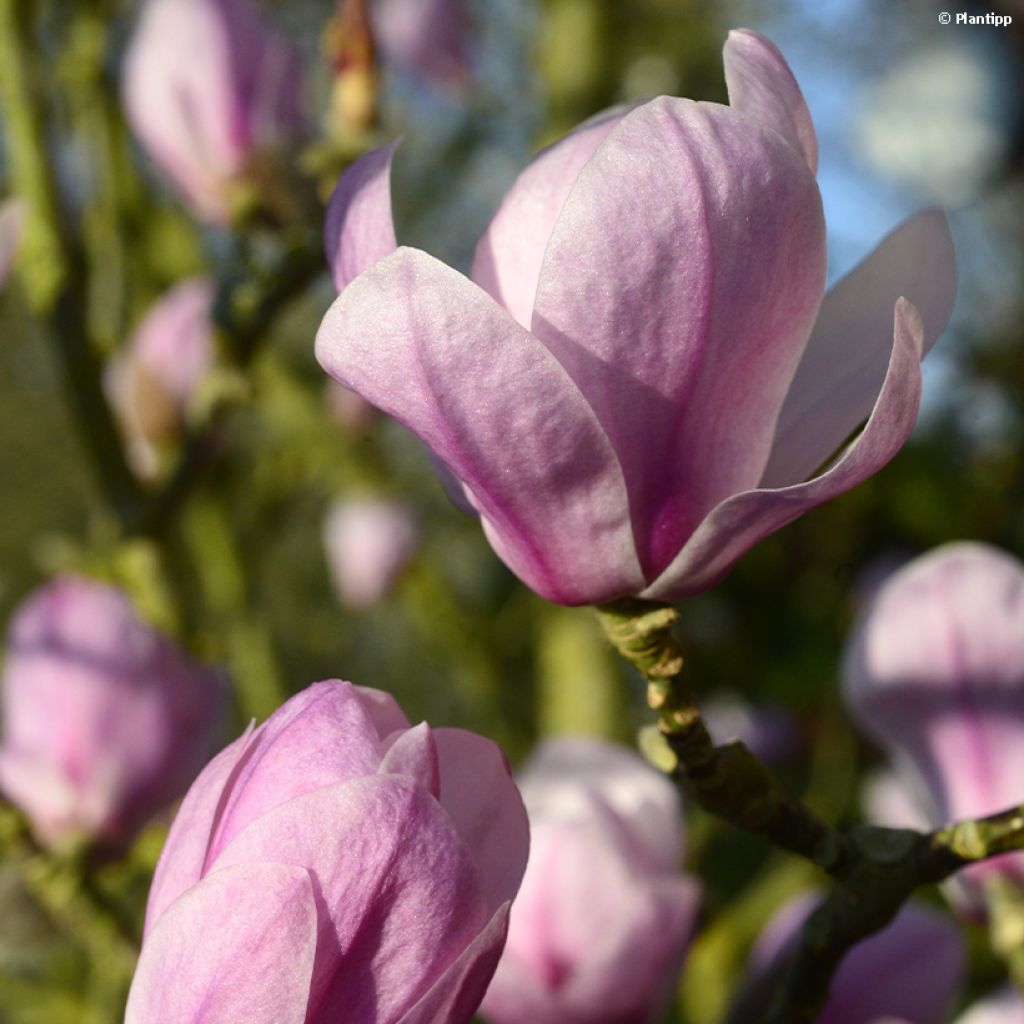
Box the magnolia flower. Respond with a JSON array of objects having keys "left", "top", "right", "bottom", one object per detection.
[
  {"left": 0, "top": 198, "right": 24, "bottom": 287},
  {"left": 126, "top": 680, "right": 529, "bottom": 1024},
  {"left": 748, "top": 894, "right": 965, "bottom": 1024},
  {"left": 844, "top": 542, "right": 1024, "bottom": 889},
  {"left": 315, "top": 28, "right": 956, "bottom": 606},
  {"left": 0, "top": 577, "right": 224, "bottom": 851},
  {"left": 323, "top": 497, "right": 419, "bottom": 608},
  {"left": 122, "top": 0, "right": 303, "bottom": 223},
  {"left": 480, "top": 736, "right": 699, "bottom": 1024},
  {"left": 107, "top": 278, "right": 215, "bottom": 476}
]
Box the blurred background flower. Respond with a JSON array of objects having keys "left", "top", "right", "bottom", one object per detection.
[
  {"left": 0, "top": 576, "right": 225, "bottom": 853},
  {"left": 481, "top": 736, "right": 700, "bottom": 1024},
  {"left": 741, "top": 893, "right": 965, "bottom": 1024}
]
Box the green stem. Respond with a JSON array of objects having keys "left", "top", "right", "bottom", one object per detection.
[
  {"left": 597, "top": 599, "right": 1024, "bottom": 1024},
  {"left": 0, "top": 0, "right": 65, "bottom": 311},
  {"left": 596, "top": 599, "right": 848, "bottom": 872}
]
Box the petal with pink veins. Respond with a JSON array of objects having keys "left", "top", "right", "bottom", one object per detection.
[
  {"left": 531, "top": 97, "right": 826, "bottom": 580},
  {"left": 316, "top": 247, "right": 642, "bottom": 605},
  {"left": 126, "top": 861, "right": 317, "bottom": 1024},
  {"left": 472, "top": 105, "right": 630, "bottom": 329},
  {"left": 644, "top": 298, "right": 925, "bottom": 600},
  {"left": 434, "top": 728, "right": 530, "bottom": 915},
  {"left": 723, "top": 28, "right": 818, "bottom": 173},
  {"left": 761, "top": 209, "right": 955, "bottom": 488},
  {"left": 325, "top": 141, "right": 400, "bottom": 291},
  {"left": 214, "top": 775, "right": 490, "bottom": 1023}
]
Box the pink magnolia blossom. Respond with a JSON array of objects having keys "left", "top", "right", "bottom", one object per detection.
[
  {"left": 107, "top": 278, "right": 215, "bottom": 476},
  {"left": 323, "top": 497, "right": 419, "bottom": 608},
  {"left": 126, "top": 679, "right": 529, "bottom": 1024},
  {"left": 0, "top": 197, "right": 24, "bottom": 287},
  {"left": 372, "top": 0, "right": 468, "bottom": 85},
  {"left": 122, "top": 0, "right": 303, "bottom": 223},
  {"left": 749, "top": 894, "right": 965, "bottom": 1024},
  {"left": 315, "top": 28, "right": 956, "bottom": 606},
  {"left": 843, "top": 542, "right": 1024, "bottom": 889},
  {"left": 480, "top": 736, "right": 699, "bottom": 1024},
  {"left": 0, "top": 577, "right": 224, "bottom": 851}
]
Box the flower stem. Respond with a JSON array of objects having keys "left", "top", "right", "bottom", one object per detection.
[{"left": 596, "top": 598, "right": 1024, "bottom": 1023}]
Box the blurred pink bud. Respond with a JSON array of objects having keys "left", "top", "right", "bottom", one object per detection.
[
  {"left": 481, "top": 736, "right": 699, "bottom": 1024},
  {"left": 750, "top": 894, "right": 965, "bottom": 1024},
  {"left": 127, "top": 680, "right": 529, "bottom": 1024},
  {"left": 317, "top": 30, "right": 955, "bottom": 606},
  {"left": 122, "top": 0, "right": 303, "bottom": 223},
  {"left": 0, "top": 198, "right": 24, "bottom": 287},
  {"left": 107, "top": 279, "right": 215, "bottom": 475},
  {"left": 372, "top": 0, "right": 468, "bottom": 85},
  {"left": 843, "top": 543, "right": 1024, "bottom": 887},
  {"left": 0, "top": 577, "right": 224, "bottom": 852},
  {"left": 322, "top": 498, "right": 419, "bottom": 608},
  {"left": 954, "top": 986, "right": 1024, "bottom": 1024}
]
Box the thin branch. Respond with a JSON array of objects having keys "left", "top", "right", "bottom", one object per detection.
[{"left": 597, "top": 598, "right": 1024, "bottom": 1024}]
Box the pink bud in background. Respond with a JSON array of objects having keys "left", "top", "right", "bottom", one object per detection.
[
  {"left": 122, "top": 0, "right": 303, "bottom": 223},
  {"left": 317, "top": 29, "right": 956, "bottom": 606},
  {"left": 481, "top": 736, "right": 699, "bottom": 1024},
  {"left": 372, "top": 0, "right": 468, "bottom": 85},
  {"left": 323, "top": 497, "right": 419, "bottom": 608},
  {"left": 107, "top": 278, "right": 215, "bottom": 476},
  {"left": 748, "top": 894, "right": 965, "bottom": 1024},
  {"left": 843, "top": 543, "right": 1024, "bottom": 887},
  {"left": 126, "top": 680, "right": 529, "bottom": 1024},
  {"left": 0, "top": 577, "right": 224, "bottom": 852},
  {"left": 954, "top": 987, "right": 1024, "bottom": 1024},
  {"left": 0, "top": 198, "right": 24, "bottom": 287}
]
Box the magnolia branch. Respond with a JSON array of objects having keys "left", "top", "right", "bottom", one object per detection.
[{"left": 597, "top": 598, "right": 1024, "bottom": 1024}]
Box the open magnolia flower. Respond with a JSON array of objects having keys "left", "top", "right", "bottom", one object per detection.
[{"left": 316, "top": 29, "right": 956, "bottom": 606}]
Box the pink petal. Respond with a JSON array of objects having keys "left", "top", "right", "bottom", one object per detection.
[
  {"left": 315, "top": 247, "right": 642, "bottom": 605},
  {"left": 471, "top": 105, "right": 630, "bottom": 329},
  {"left": 844, "top": 543, "right": 1024, "bottom": 824},
  {"left": 397, "top": 903, "right": 511, "bottom": 1024},
  {"left": 380, "top": 722, "right": 442, "bottom": 798},
  {"left": 485, "top": 816, "right": 698, "bottom": 1024},
  {"left": 434, "top": 728, "right": 530, "bottom": 915},
  {"left": 325, "top": 141, "right": 400, "bottom": 291},
  {"left": 723, "top": 29, "right": 818, "bottom": 173},
  {"left": 355, "top": 684, "right": 412, "bottom": 738},
  {"left": 214, "top": 775, "right": 489, "bottom": 1023},
  {"left": 518, "top": 735, "right": 684, "bottom": 873},
  {"left": 144, "top": 725, "right": 257, "bottom": 934},
  {"left": 644, "top": 298, "right": 925, "bottom": 600},
  {"left": 205, "top": 680, "right": 384, "bottom": 864},
  {"left": 530, "top": 98, "right": 826, "bottom": 581},
  {"left": 126, "top": 861, "right": 317, "bottom": 1024},
  {"left": 761, "top": 209, "right": 956, "bottom": 488}
]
